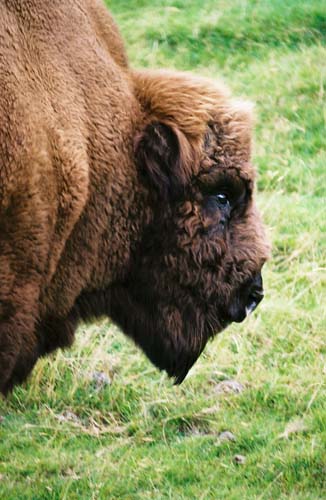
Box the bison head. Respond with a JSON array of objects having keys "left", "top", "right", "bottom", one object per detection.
[{"left": 107, "top": 70, "right": 270, "bottom": 384}]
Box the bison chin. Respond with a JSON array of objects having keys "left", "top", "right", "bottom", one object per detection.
[{"left": 94, "top": 285, "right": 226, "bottom": 384}]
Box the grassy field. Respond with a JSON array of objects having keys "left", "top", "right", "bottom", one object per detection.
[{"left": 1, "top": 0, "right": 325, "bottom": 498}]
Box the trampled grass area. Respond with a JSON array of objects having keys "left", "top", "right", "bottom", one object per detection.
[{"left": 0, "top": 1, "right": 325, "bottom": 498}]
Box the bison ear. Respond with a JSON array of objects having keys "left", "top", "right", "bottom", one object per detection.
[{"left": 135, "top": 121, "right": 194, "bottom": 199}]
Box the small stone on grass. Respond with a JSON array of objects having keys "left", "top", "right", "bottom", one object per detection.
[
  {"left": 234, "top": 454, "right": 246, "bottom": 465},
  {"left": 57, "top": 410, "right": 80, "bottom": 423},
  {"left": 218, "top": 431, "right": 236, "bottom": 442},
  {"left": 91, "top": 371, "right": 111, "bottom": 390},
  {"left": 214, "top": 380, "right": 245, "bottom": 395}
]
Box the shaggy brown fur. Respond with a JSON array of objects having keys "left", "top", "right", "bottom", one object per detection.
[{"left": 0, "top": 0, "right": 270, "bottom": 394}]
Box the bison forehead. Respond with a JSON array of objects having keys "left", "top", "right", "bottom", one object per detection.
[{"left": 200, "top": 122, "right": 256, "bottom": 180}]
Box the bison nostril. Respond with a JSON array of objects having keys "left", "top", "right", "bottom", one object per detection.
[
  {"left": 246, "top": 289, "right": 264, "bottom": 315},
  {"left": 227, "top": 276, "right": 264, "bottom": 324}
]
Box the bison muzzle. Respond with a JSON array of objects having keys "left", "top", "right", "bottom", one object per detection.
[{"left": 0, "top": 0, "right": 270, "bottom": 394}]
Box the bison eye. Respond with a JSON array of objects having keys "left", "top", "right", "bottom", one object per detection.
[
  {"left": 216, "top": 193, "right": 229, "bottom": 206},
  {"left": 202, "top": 193, "right": 231, "bottom": 220}
]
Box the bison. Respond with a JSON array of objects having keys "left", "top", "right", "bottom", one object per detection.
[{"left": 0, "top": 0, "right": 270, "bottom": 395}]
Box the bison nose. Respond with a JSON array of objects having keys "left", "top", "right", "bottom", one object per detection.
[
  {"left": 245, "top": 273, "right": 264, "bottom": 316},
  {"left": 228, "top": 274, "right": 264, "bottom": 323}
]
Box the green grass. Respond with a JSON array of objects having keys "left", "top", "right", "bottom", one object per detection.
[{"left": 1, "top": 0, "right": 326, "bottom": 498}]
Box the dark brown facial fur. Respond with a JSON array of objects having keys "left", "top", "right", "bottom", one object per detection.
[{"left": 0, "top": 0, "right": 270, "bottom": 395}]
